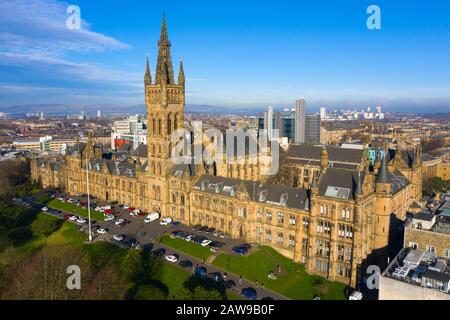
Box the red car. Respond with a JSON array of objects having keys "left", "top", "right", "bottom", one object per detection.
[
  {"left": 104, "top": 209, "right": 113, "bottom": 214},
  {"left": 63, "top": 214, "right": 72, "bottom": 220},
  {"left": 127, "top": 207, "right": 135, "bottom": 211}
]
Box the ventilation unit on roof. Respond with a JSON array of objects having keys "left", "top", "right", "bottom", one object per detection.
[
  {"left": 280, "top": 193, "right": 288, "bottom": 206},
  {"left": 324, "top": 186, "right": 351, "bottom": 200},
  {"left": 259, "top": 190, "right": 268, "bottom": 202}
]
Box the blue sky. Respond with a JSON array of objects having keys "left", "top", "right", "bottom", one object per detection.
[{"left": 1, "top": 0, "right": 450, "bottom": 112}]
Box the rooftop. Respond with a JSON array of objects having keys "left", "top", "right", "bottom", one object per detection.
[{"left": 383, "top": 247, "right": 450, "bottom": 295}]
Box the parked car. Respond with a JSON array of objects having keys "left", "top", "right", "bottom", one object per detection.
[
  {"left": 178, "top": 260, "right": 193, "bottom": 270},
  {"left": 105, "top": 214, "right": 115, "bottom": 222},
  {"left": 224, "top": 280, "right": 236, "bottom": 289},
  {"left": 232, "top": 246, "right": 249, "bottom": 255},
  {"left": 113, "top": 234, "right": 124, "bottom": 242},
  {"left": 68, "top": 215, "right": 78, "bottom": 221},
  {"left": 104, "top": 209, "right": 113, "bottom": 215},
  {"left": 240, "top": 287, "right": 257, "bottom": 300},
  {"left": 159, "top": 217, "right": 173, "bottom": 226},
  {"left": 194, "top": 266, "right": 207, "bottom": 277},
  {"left": 144, "top": 212, "right": 160, "bottom": 223},
  {"left": 41, "top": 207, "right": 48, "bottom": 212},
  {"left": 97, "top": 228, "right": 108, "bottom": 234},
  {"left": 129, "top": 209, "right": 140, "bottom": 216},
  {"left": 192, "top": 236, "right": 207, "bottom": 245},
  {"left": 165, "top": 254, "right": 179, "bottom": 263},
  {"left": 115, "top": 219, "right": 125, "bottom": 226},
  {"left": 76, "top": 217, "right": 86, "bottom": 224},
  {"left": 63, "top": 214, "right": 72, "bottom": 220},
  {"left": 207, "top": 272, "right": 222, "bottom": 282},
  {"left": 122, "top": 205, "right": 129, "bottom": 210},
  {"left": 153, "top": 248, "right": 166, "bottom": 257},
  {"left": 205, "top": 227, "right": 215, "bottom": 234},
  {"left": 199, "top": 226, "right": 208, "bottom": 232},
  {"left": 201, "top": 239, "right": 212, "bottom": 247},
  {"left": 349, "top": 291, "right": 363, "bottom": 300},
  {"left": 191, "top": 224, "right": 202, "bottom": 231},
  {"left": 170, "top": 230, "right": 183, "bottom": 238}
]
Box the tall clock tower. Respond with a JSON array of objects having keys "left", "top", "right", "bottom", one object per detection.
[
  {"left": 145, "top": 15, "right": 185, "bottom": 176},
  {"left": 144, "top": 16, "right": 185, "bottom": 213}
]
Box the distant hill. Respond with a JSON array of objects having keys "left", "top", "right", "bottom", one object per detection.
[{"left": 0, "top": 103, "right": 267, "bottom": 116}]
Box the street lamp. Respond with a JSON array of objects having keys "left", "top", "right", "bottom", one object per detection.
[{"left": 80, "top": 132, "right": 92, "bottom": 242}]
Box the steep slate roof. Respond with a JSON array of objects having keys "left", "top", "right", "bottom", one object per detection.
[
  {"left": 67, "top": 142, "right": 86, "bottom": 156},
  {"left": 318, "top": 168, "right": 363, "bottom": 200},
  {"left": 287, "top": 145, "right": 363, "bottom": 168},
  {"left": 172, "top": 163, "right": 197, "bottom": 177},
  {"left": 421, "top": 153, "right": 437, "bottom": 162},
  {"left": 193, "top": 175, "right": 310, "bottom": 210},
  {"left": 400, "top": 149, "right": 417, "bottom": 167}
]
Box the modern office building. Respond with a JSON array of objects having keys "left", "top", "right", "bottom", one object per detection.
[
  {"left": 294, "top": 98, "right": 306, "bottom": 144},
  {"left": 305, "top": 114, "right": 321, "bottom": 145}
]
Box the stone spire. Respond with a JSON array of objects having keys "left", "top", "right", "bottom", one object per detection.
[
  {"left": 355, "top": 171, "right": 363, "bottom": 195},
  {"left": 321, "top": 146, "right": 328, "bottom": 169},
  {"left": 311, "top": 171, "right": 319, "bottom": 190},
  {"left": 144, "top": 57, "right": 152, "bottom": 86},
  {"left": 178, "top": 59, "right": 185, "bottom": 85},
  {"left": 377, "top": 152, "right": 392, "bottom": 184},
  {"left": 155, "top": 14, "right": 175, "bottom": 84}
]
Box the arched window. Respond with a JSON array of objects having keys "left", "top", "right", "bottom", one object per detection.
[
  {"left": 157, "top": 164, "right": 161, "bottom": 175},
  {"left": 167, "top": 113, "right": 172, "bottom": 134},
  {"left": 158, "top": 119, "right": 162, "bottom": 134},
  {"left": 151, "top": 144, "right": 155, "bottom": 156},
  {"left": 152, "top": 118, "right": 156, "bottom": 134},
  {"left": 173, "top": 113, "right": 178, "bottom": 129},
  {"left": 181, "top": 194, "right": 185, "bottom": 205}
]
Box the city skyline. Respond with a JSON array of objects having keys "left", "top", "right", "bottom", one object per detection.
[{"left": 1, "top": 0, "right": 450, "bottom": 113}]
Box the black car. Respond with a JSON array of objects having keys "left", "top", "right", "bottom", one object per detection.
[
  {"left": 178, "top": 260, "right": 193, "bottom": 270},
  {"left": 153, "top": 248, "right": 166, "bottom": 257},
  {"left": 209, "top": 241, "right": 225, "bottom": 248},
  {"left": 205, "top": 227, "right": 215, "bottom": 234},
  {"left": 199, "top": 226, "right": 209, "bottom": 232},
  {"left": 192, "top": 236, "right": 207, "bottom": 244},
  {"left": 207, "top": 272, "right": 223, "bottom": 282},
  {"left": 223, "top": 280, "right": 236, "bottom": 289}
]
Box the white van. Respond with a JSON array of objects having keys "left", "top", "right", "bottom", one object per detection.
[{"left": 144, "top": 212, "right": 160, "bottom": 223}]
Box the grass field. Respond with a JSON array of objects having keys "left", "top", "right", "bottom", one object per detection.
[
  {"left": 159, "top": 235, "right": 212, "bottom": 261},
  {"left": 47, "top": 198, "right": 104, "bottom": 221},
  {"left": 213, "top": 246, "right": 347, "bottom": 300}
]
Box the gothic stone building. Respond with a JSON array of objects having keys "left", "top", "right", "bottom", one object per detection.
[{"left": 31, "top": 18, "right": 423, "bottom": 288}]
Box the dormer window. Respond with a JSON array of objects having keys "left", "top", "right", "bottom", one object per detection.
[
  {"left": 259, "top": 190, "right": 267, "bottom": 202},
  {"left": 280, "top": 193, "right": 288, "bottom": 206}
]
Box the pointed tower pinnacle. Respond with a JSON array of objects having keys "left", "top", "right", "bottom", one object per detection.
[
  {"left": 377, "top": 151, "right": 392, "bottom": 184},
  {"left": 178, "top": 59, "right": 185, "bottom": 85},
  {"left": 355, "top": 171, "right": 363, "bottom": 195},
  {"left": 321, "top": 146, "right": 329, "bottom": 169},
  {"left": 144, "top": 57, "right": 152, "bottom": 86},
  {"left": 155, "top": 14, "right": 175, "bottom": 84},
  {"left": 311, "top": 171, "right": 319, "bottom": 190}
]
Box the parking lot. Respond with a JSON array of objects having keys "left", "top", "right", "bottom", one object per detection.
[{"left": 26, "top": 192, "right": 287, "bottom": 300}]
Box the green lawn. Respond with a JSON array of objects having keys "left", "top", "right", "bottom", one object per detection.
[
  {"left": 159, "top": 235, "right": 212, "bottom": 261},
  {"left": 213, "top": 246, "right": 347, "bottom": 300},
  {"left": 47, "top": 198, "right": 104, "bottom": 221},
  {"left": 46, "top": 221, "right": 87, "bottom": 247}
]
